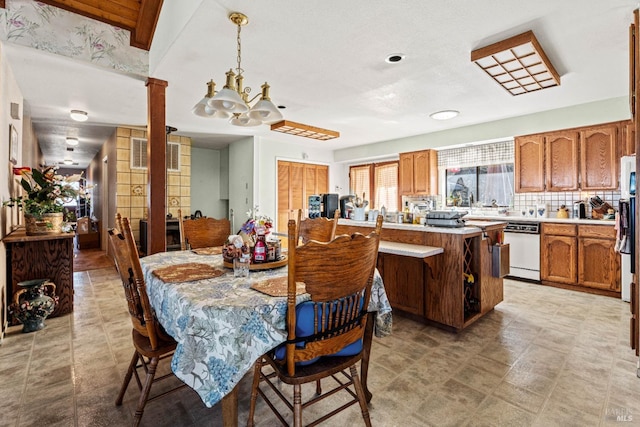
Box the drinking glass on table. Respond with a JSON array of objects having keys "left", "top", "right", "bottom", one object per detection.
[{"left": 234, "top": 256, "right": 250, "bottom": 278}]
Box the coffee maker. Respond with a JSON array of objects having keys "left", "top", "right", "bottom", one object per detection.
[
  {"left": 320, "top": 193, "right": 339, "bottom": 218},
  {"left": 573, "top": 201, "right": 587, "bottom": 219},
  {"left": 339, "top": 195, "right": 354, "bottom": 218}
]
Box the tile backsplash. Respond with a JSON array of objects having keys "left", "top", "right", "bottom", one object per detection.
[{"left": 512, "top": 190, "right": 621, "bottom": 219}]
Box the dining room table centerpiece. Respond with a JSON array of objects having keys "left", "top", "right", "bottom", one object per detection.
[
  {"left": 4, "top": 166, "right": 85, "bottom": 235},
  {"left": 223, "top": 206, "right": 276, "bottom": 263}
]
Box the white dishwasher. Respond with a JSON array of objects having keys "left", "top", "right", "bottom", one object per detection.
[{"left": 503, "top": 221, "right": 540, "bottom": 281}]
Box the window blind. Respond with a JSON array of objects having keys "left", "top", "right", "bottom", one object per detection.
[
  {"left": 374, "top": 163, "right": 398, "bottom": 211},
  {"left": 349, "top": 165, "right": 371, "bottom": 207}
]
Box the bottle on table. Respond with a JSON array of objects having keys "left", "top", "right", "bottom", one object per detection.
[{"left": 253, "top": 230, "right": 267, "bottom": 263}]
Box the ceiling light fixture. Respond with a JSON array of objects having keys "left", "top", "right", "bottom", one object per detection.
[
  {"left": 66, "top": 137, "right": 79, "bottom": 146},
  {"left": 63, "top": 158, "right": 74, "bottom": 165},
  {"left": 430, "top": 110, "right": 459, "bottom": 120},
  {"left": 271, "top": 120, "right": 340, "bottom": 141},
  {"left": 70, "top": 110, "right": 88, "bottom": 122},
  {"left": 192, "top": 12, "right": 283, "bottom": 127},
  {"left": 471, "top": 30, "right": 560, "bottom": 96}
]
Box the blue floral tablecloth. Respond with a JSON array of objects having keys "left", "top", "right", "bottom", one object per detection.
[{"left": 139, "top": 250, "right": 392, "bottom": 408}]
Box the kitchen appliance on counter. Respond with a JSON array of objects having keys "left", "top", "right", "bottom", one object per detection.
[
  {"left": 339, "top": 195, "right": 354, "bottom": 218},
  {"left": 308, "top": 195, "right": 321, "bottom": 218},
  {"left": 573, "top": 201, "right": 587, "bottom": 219},
  {"left": 426, "top": 210, "right": 468, "bottom": 228},
  {"left": 320, "top": 193, "right": 338, "bottom": 218},
  {"left": 503, "top": 221, "right": 540, "bottom": 281}
]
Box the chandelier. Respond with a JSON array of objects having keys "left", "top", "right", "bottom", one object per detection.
[{"left": 192, "top": 12, "right": 283, "bottom": 127}]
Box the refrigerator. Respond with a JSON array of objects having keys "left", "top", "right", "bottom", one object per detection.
[{"left": 620, "top": 155, "right": 636, "bottom": 302}]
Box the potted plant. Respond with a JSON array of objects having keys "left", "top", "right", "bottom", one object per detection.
[{"left": 3, "top": 166, "right": 85, "bottom": 235}]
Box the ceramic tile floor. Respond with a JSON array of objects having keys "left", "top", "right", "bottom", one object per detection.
[{"left": 2, "top": 266, "right": 640, "bottom": 427}]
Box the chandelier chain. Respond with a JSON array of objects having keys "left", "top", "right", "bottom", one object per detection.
[{"left": 236, "top": 21, "right": 243, "bottom": 77}]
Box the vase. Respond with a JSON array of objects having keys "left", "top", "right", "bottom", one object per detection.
[
  {"left": 24, "top": 212, "right": 64, "bottom": 235},
  {"left": 11, "top": 279, "right": 58, "bottom": 333}
]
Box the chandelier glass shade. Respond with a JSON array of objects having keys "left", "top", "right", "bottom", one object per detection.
[{"left": 192, "top": 12, "right": 283, "bottom": 127}]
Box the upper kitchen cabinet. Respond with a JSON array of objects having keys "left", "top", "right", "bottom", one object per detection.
[
  {"left": 621, "top": 120, "right": 636, "bottom": 156},
  {"left": 545, "top": 131, "right": 579, "bottom": 191},
  {"left": 580, "top": 124, "right": 619, "bottom": 190},
  {"left": 398, "top": 150, "right": 438, "bottom": 196},
  {"left": 514, "top": 135, "right": 544, "bottom": 192},
  {"left": 515, "top": 121, "right": 623, "bottom": 192}
]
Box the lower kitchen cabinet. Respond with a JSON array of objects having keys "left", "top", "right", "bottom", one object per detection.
[
  {"left": 541, "top": 223, "right": 620, "bottom": 294},
  {"left": 377, "top": 252, "right": 424, "bottom": 316},
  {"left": 541, "top": 223, "right": 577, "bottom": 285},
  {"left": 578, "top": 225, "right": 620, "bottom": 291}
]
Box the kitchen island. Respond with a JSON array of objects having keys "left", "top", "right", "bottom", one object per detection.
[{"left": 336, "top": 219, "right": 508, "bottom": 331}]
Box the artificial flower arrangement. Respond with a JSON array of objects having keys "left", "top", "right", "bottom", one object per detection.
[
  {"left": 222, "top": 206, "right": 273, "bottom": 262},
  {"left": 3, "top": 166, "right": 88, "bottom": 219},
  {"left": 240, "top": 206, "right": 273, "bottom": 242}
]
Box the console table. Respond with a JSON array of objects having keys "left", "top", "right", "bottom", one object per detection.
[{"left": 2, "top": 229, "right": 74, "bottom": 324}]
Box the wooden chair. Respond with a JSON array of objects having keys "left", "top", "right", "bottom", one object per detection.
[
  {"left": 295, "top": 208, "right": 340, "bottom": 244},
  {"left": 109, "top": 214, "right": 186, "bottom": 427},
  {"left": 248, "top": 215, "right": 383, "bottom": 427},
  {"left": 177, "top": 208, "right": 230, "bottom": 250}
]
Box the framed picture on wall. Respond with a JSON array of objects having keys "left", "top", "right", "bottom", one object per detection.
[{"left": 9, "top": 124, "right": 18, "bottom": 165}]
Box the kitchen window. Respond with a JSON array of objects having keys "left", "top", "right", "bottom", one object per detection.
[
  {"left": 446, "top": 163, "right": 514, "bottom": 207},
  {"left": 349, "top": 161, "right": 398, "bottom": 211}
]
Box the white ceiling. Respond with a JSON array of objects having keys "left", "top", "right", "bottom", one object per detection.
[{"left": 4, "top": 0, "right": 638, "bottom": 169}]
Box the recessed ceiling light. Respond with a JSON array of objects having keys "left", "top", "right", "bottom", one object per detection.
[
  {"left": 385, "top": 53, "right": 405, "bottom": 64},
  {"left": 429, "top": 110, "right": 459, "bottom": 120},
  {"left": 66, "top": 137, "right": 79, "bottom": 146},
  {"left": 63, "top": 159, "right": 74, "bottom": 165},
  {"left": 70, "top": 110, "right": 88, "bottom": 122}
]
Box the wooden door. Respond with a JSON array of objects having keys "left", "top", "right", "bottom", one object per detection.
[
  {"left": 545, "top": 131, "right": 579, "bottom": 191},
  {"left": 580, "top": 124, "right": 619, "bottom": 190},
  {"left": 514, "top": 135, "right": 545, "bottom": 192},
  {"left": 541, "top": 234, "right": 577, "bottom": 284},
  {"left": 398, "top": 152, "right": 414, "bottom": 195},
  {"left": 276, "top": 161, "right": 329, "bottom": 235},
  {"left": 578, "top": 237, "right": 620, "bottom": 291}
]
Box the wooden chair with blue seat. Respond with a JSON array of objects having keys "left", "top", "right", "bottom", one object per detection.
[
  {"left": 247, "top": 215, "right": 383, "bottom": 427},
  {"left": 108, "top": 213, "right": 187, "bottom": 427}
]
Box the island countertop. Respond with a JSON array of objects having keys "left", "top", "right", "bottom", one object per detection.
[{"left": 337, "top": 218, "right": 508, "bottom": 235}]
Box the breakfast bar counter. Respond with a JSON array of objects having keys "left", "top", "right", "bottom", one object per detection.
[{"left": 336, "top": 219, "right": 508, "bottom": 331}]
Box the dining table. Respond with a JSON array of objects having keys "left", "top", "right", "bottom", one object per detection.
[{"left": 139, "top": 249, "right": 393, "bottom": 427}]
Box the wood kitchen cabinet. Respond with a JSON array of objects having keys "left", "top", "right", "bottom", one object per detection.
[
  {"left": 580, "top": 124, "right": 619, "bottom": 190},
  {"left": 515, "top": 121, "right": 622, "bottom": 193},
  {"left": 514, "top": 130, "right": 579, "bottom": 192},
  {"left": 541, "top": 223, "right": 577, "bottom": 285},
  {"left": 621, "top": 120, "right": 636, "bottom": 156},
  {"left": 398, "top": 150, "right": 437, "bottom": 196},
  {"left": 578, "top": 225, "right": 620, "bottom": 291},
  {"left": 541, "top": 223, "right": 620, "bottom": 295},
  {"left": 545, "top": 131, "right": 580, "bottom": 191},
  {"left": 376, "top": 252, "right": 425, "bottom": 316},
  {"left": 514, "top": 135, "right": 545, "bottom": 192}
]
